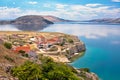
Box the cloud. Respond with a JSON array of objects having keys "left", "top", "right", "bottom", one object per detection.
[
  {"left": 0, "top": 7, "right": 21, "bottom": 20},
  {"left": 55, "top": 4, "right": 67, "bottom": 9},
  {"left": 86, "top": 3, "right": 102, "bottom": 7},
  {"left": 112, "top": 0, "right": 120, "bottom": 2},
  {"left": 43, "top": 3, "right": 51, "bottom": 8},
  {"left": 28, "top": 1, "right": 38, "bottom": 5},
  {"left": 0, "top": 3, "right": 120, "bottom": 20}
]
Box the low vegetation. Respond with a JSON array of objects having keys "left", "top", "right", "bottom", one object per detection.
[
  {"left": 4, "top": 55, "right": 15, "bottom": 62},
  {"left": 19, "top": 50, "right": 28, "bottom": 57},
  {"left": 11, "top": 56, "right": 81, "bottom": 80},
  {"left": 4, "top": 42, "right": 12, "bottom": 49},
  {"left": 68, "top": 38, "right": 74, "bottom": 44}
]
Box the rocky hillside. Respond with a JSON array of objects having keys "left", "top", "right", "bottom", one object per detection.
[
  {"left": 0, "top": 44, "right": 26, "bottom": 66},
  {"left": 0, "top": 43, "right": 26, "bottom": 79},
  {"left": 87, "top": 18, "right": 120, "bottom": 24}
]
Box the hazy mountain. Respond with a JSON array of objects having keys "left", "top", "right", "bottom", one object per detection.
[
  {"left": 42, "top": 15, "right": 72, "bottom": 23},
  {"left": 87, "top": 18, "right": 120, "bottom": 24}
]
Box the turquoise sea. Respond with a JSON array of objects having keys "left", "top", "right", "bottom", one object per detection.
[
  {"left": 42, "top": 23, "right": 120, "bottom": 80},
  {"left": 0, "top": 23, "right": 120, "bottom": 80}
]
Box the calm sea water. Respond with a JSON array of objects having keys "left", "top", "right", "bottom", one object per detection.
[
  {"left": 0, "top": 23, "right": 120, "bottom": 80},
  {"left": 42, "top": 23, "right": 120, "bottom": 80}
]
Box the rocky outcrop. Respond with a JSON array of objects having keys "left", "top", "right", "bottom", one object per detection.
[{"left": 66, "top": 42, "right": 85, "bottom": 55}]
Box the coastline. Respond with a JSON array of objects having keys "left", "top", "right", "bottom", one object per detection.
[
  {"left": 0, "top": 31, "right": 99, "bottom": 80},
  {"left": 0, "top": 31, "right": 86, "bottom": 63}
]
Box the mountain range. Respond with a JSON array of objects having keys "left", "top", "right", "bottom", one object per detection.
[
  {"left": 0, "top": 15, "right": 120, "bottom": 27},
  {"left": 86, "top": 18, "right": 120, "bottom": 24}
]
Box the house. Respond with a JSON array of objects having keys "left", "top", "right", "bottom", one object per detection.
[
  {"left": 37, "top": 41, "right": 47, "bottom": 49},
  {"left": 13, "top": 45, "right": 30, "bottom": 53},
  {"left": 36, "top": 35, "right": 46, "bottom": 43},
  {"left": 30, "top": 37, "right": 37, "bottom": 42},
  {"left": 47, "top": 37, "right": 60, "bottom": 45}
]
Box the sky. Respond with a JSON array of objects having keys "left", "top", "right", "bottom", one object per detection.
[{"left": 0, "top": 0, "right": 120, "bottom": 20}]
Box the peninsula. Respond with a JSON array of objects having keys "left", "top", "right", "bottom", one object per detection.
[
  {"left": 0, "top": 31, "right": 85, "bottom": 62},
  {"left": 0, "top": 31, "right": 98, "bottom": 80}
]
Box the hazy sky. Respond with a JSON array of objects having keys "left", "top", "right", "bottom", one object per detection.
[{"left": 0, "top": 0, "right": 120, "bottom": 20}]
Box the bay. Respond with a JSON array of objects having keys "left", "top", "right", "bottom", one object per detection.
[{"left": 0, "top": 23, "right": 120, "bottom": 80}]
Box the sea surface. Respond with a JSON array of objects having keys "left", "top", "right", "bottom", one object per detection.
[{"left": 0, "top": 23, "right": 120, "bottom": 80}]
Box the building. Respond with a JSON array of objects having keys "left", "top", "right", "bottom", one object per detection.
[{"left": 13, "top": 45, "right": 30, "bottom": 53}]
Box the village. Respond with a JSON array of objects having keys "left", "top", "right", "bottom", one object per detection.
[{"left": 0, "top": 32, "right": 85, "bottom": 62}]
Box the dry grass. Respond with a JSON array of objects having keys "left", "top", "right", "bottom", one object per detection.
[{"left": 0, "top": 44, "right": 25, "bottom": 65}]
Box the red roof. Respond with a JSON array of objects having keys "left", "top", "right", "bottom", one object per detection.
[
  {"left": 14, "top": 45, "right": 30, "bottom": 53},
  {"left": 37, "top": 35, "right": 45, "bottom": 39}
]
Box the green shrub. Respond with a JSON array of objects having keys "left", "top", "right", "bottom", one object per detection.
[
  {"left": 19, "top": 50, "right": 25, "bottom": 53},
  {"left": 4, "top": 55, "right": 14, "bottom": 62},
  {"left": 18, "top": 50, "right": 28, "bottom": 57},
  {"left": 4, "top": 42, "right": 12, "bottom": 49},
  {"left": 79, "top": 68, "right": 90, "bottom": 73},
  {"left": 68, "top": 38, "right": 74, "bottom": 43},
  {"left": 11, "top": 57, "right": 81, "bottom": 80}
]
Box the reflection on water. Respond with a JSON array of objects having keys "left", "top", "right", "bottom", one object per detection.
[
  {"left": 0, "top": 25, "right": 20, "bottom": 31},
  {"left": 15, "top": 24, "right": 48, "bottom": 31},
  {"left": 0, "top": 24, "right": 49, "bottom": 31},
  {"left": 0, "top": 23, "right": 120, "bottom": 80},
  {"left": 42, "top": 23, "right": 120, "bottom": 39}
]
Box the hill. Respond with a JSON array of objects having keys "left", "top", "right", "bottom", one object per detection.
[
  {"left": 0, "top": 15, "right": 54, "bottom": 31},
  {"left": 87, "top": 18, "right": 120, "bottom": 24},
  {"left": 0, "top": 15, "right": 72, "bottom": 25},
  {"left": 13, "top": 15, "right": 53, "bottom": 25},
  {"left": 42, "top": 15, "right": 72, "bottom": 23}
]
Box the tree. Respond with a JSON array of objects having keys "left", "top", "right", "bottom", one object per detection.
[{"left": 11, "top": 61, "right": 42, "bottom": 80}]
